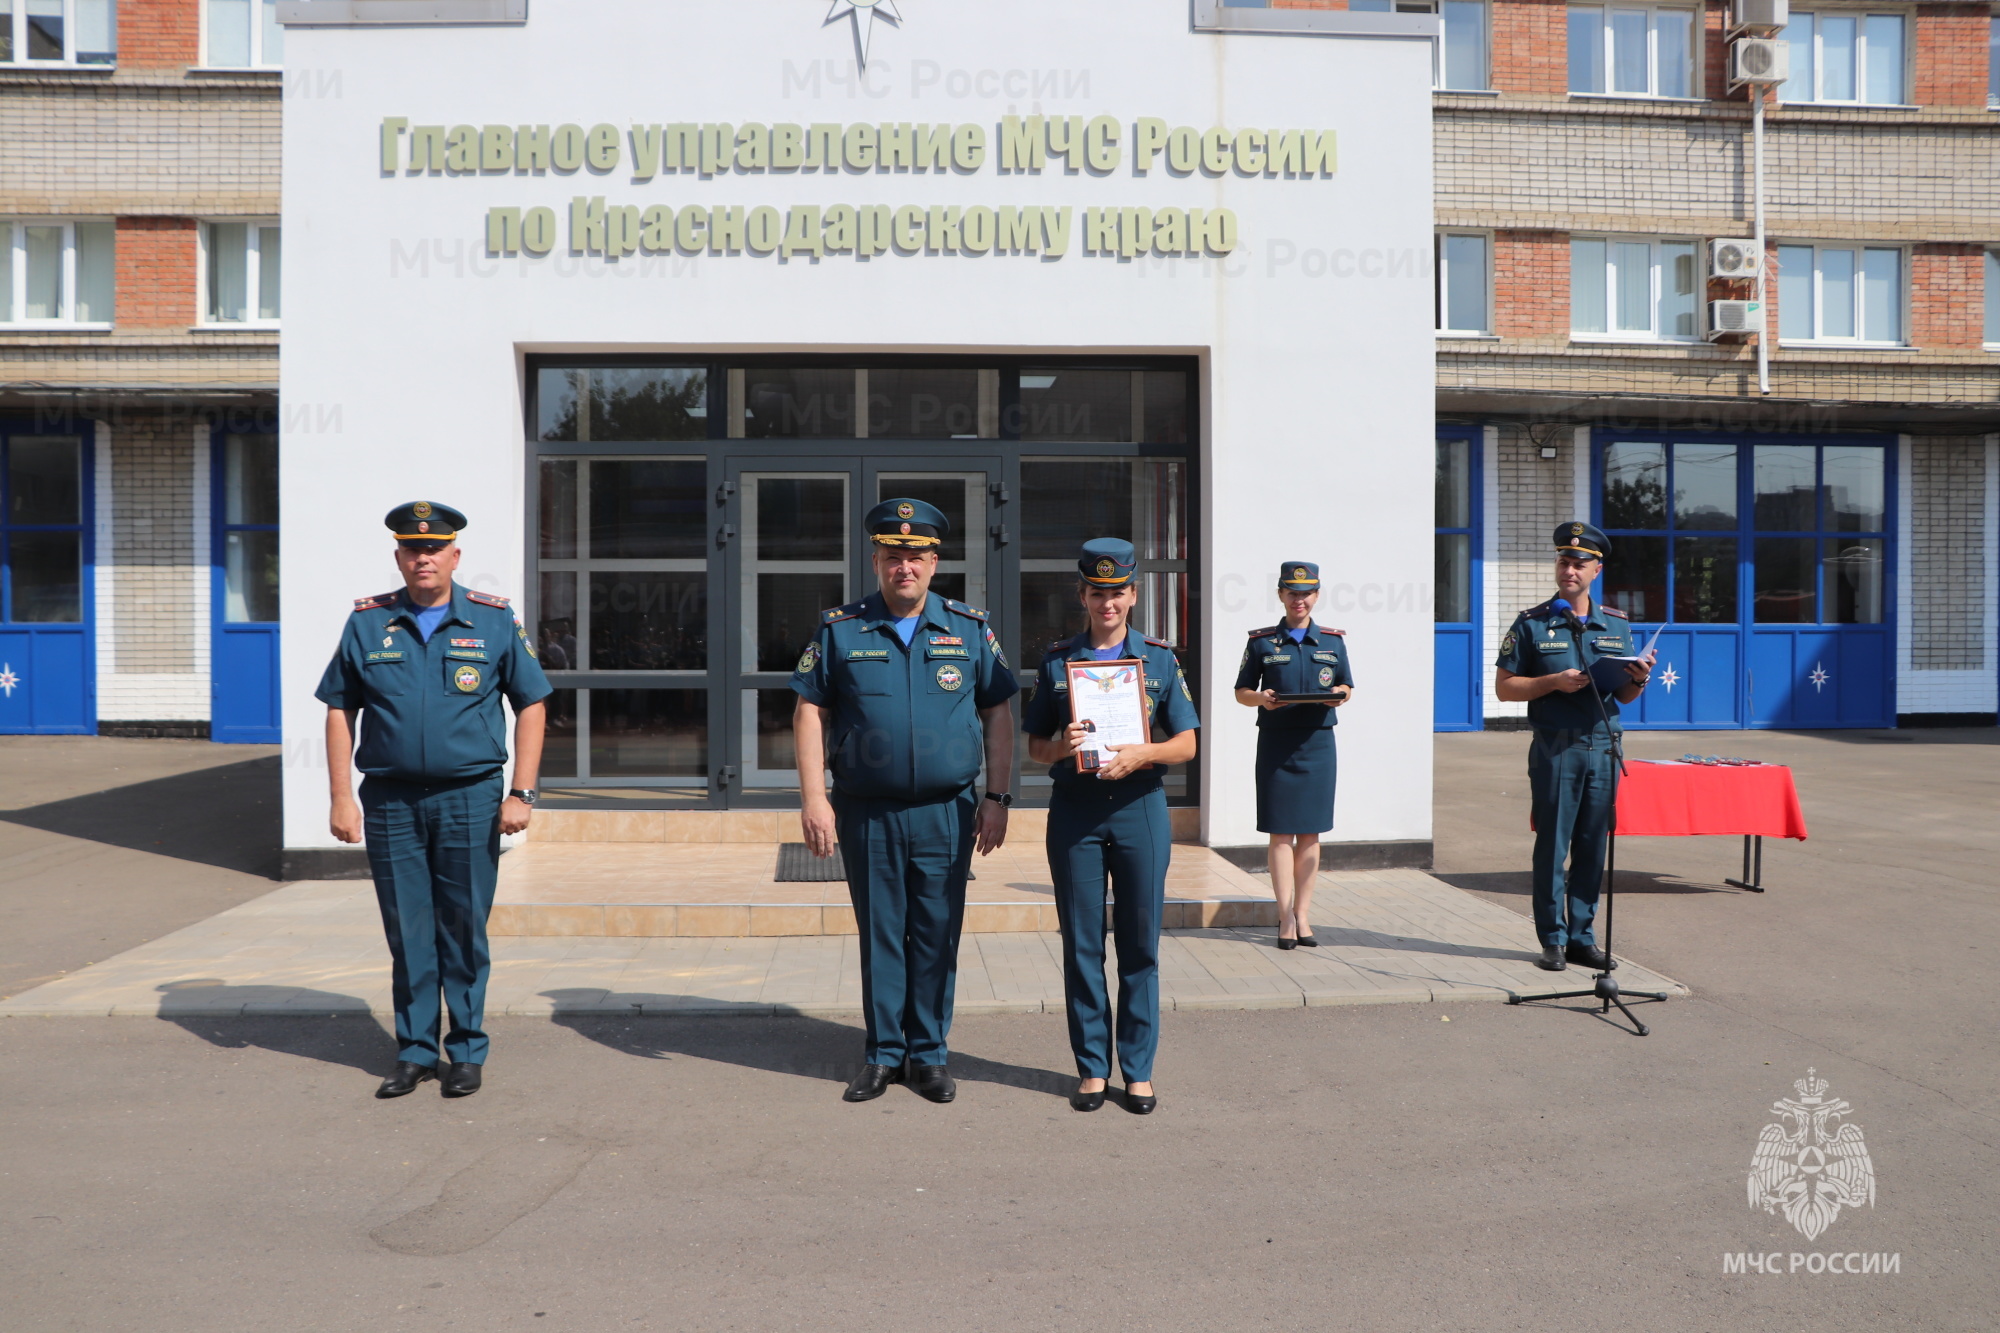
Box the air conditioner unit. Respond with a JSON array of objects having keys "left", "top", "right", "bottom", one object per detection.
[
  {"left": 1732, "top": 37, "right": 1789, "bottom": 84},
  {"left": 1731, "top": 0, "right": 1787, "bottom": 33},
  {"left": 1710, "top": 238, "right": 1763, "bottom": 278},
  {"left": 1708, "top": 300, "right": 1764, "bottom": 337}
]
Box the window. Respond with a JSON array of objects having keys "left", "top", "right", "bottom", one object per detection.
[
  {"left": 1990, "top": 15, "right": 1998, "bottom": 109},
  {"left": 1435, "top": 232, "right": 1490, "bottom": 335},
  {"left": 1987, "top": 250, "right": 2000, "bottom": 347},
  {"left": 1435, "top": 436, "right": 1474, "bottom": 623},
  {"left": 1776, "top": 244, "right": 1903, "bottom": 344},
  {"left": 1568, "top": 4, "right": 1696, "bottom": 99},
  {"left": 0, "top": 220, "right": 114, "bottom": 327},
  {"left": 220, "top": 434, "right": 278, "bottom": 623},
  {"left": 1351, "top": 0, "right": 1489, "bottom": 89},
  {"left": 202, "top": 222, "right": 281, "bottom": 326},
  {"left": 1779, "top": 12, "right": 1905, "bottom": 105},
  {"left": 1570, "top": 236, "right": 1700, "bottom": 341},
  {"left": 2, "top": 434, "right": 86, "bottom": 625},
  {"left": 0, "top": 0, "right": 115, "bottom": 65},
  {"left": 203, "top": 0, "right": 282, "bottom": 67}
]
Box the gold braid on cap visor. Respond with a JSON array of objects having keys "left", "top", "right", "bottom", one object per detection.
[
  {"left": 1080, "top": 570, "right": 1133, "bottom": 586},
  {"left": 870, "top": 532, "right": 942, "bottom": 549},
  {"left": 394, "top": 533, "right": 458, "bottom": 542},
  {"left": 1558, "top": 544, "right": 1604, "bottom": 560}
]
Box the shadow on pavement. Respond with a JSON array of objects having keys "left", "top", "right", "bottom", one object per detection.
[
  {"left": 1, "top": 756, "right": 281, "bottom": 879},
  {"left": 155, "top": 980, "right": 394, "bottom": 1075},
  {"left": 1432, "top": 869, "right": 1735, "bottom": 897},
  {"left": 543, "top": 991, "right": 1073, "bottom": 1098},
  {"left": 1201, "top": 924, "right": 1544, "bottom": 964}
]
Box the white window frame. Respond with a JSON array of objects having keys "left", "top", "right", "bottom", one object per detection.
[
  {"left": 1351, "top": 0, "right": 1492, "bottom": 90},
  {"left": 198, "top": 220, "right": 282, "bottom": 329},
  {"left": 1567, "top": 3, "right": 1701, "bottom": 101},
  {"left": 199, "top": 0, "right": 283, "bottom": 69},
  {"left": 1983, "top": 248, "right": 1999, "bottom": 349},
  {"left": 1988, "top": 14, "right": 1997, "bottom": 111},
  {"left": 1775, "top": 242, "right": 1907, "bottom": 347},
  {"left": 1569, "top": 234, "right": 1703, "bottom": 343},
  {"left": 1, "top": 0, "right": 116, "bottom": 67},
  {"left": 0, "top": 218, "right": 114, "bottom": 329},
  {"left": 1436, "top": 230, "right": 1494, "bottom": 337},
  {"left": 1778, "top": 10, "right": 1910, "bottom": 107}
]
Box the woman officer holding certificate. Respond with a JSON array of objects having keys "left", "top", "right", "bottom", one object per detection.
[
  {"left": 1023, "top": 539, "right": 1200, "bottom": 1115},
  {"left": 1234, "top": 562, "right": 1356, "bottom": 949}
]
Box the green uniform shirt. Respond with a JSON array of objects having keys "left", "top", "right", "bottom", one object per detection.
[
  {"left": 1493, "top": 599, "right": 1633, "bottom": 733},
  {"left": 790, "top": 590, "right": 1019, "bottom": 802},
  {"left": 1232, "top": 623, "right": 1354, "bottom": 730},
  {"left": 315, "top": 583, "right": 553, "bottom": 782}
]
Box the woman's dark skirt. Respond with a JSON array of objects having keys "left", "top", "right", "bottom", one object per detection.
[{"left": 1254, "top": 726, "right": 1336, "bottom": 835}]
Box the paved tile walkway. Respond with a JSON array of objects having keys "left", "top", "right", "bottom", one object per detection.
[{"left": 0, "top": 867, "right": 1684, "bottom": 1019}]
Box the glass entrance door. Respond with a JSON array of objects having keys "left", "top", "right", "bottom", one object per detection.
[
  {"left": 0, "top": 429, "right": 92, "bottom": 734},
  {"left": 725, "top": 456, "right": 999, "bottom": 803},
  {"left": 211, "top": 432, "right": 281, "bottom": 742},
  {"left": 1595, "top": 433, "right": 1893, "bottom": 729}
]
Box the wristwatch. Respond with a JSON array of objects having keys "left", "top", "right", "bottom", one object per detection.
[
  {"left": 984, "top": 791, "right": 1014, "bottom": 808},
  {"left": 509, "top": 788, "right": 539, "bottom": 805}
]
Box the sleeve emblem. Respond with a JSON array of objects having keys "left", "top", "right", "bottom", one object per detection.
[{"left": 796, "top": 642, "right": 820, "bottom": 675}]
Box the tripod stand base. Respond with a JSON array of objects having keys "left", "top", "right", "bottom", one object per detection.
[{"left": 1509, "top": 971, "right": 1671, "bottom": 1035}]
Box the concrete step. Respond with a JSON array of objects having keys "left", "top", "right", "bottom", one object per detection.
[
  {"left": 489, "top": 839, "right": 1277, "bottom": 939},
  {"left": 527, "top": 806, "right": 1203, "bottom": 845}
]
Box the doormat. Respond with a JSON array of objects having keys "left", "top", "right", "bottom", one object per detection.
[{"left": 773, "top": 844, "right": 973, "bottom": 882}]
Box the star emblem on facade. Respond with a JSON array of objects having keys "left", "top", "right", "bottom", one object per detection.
[
  {"left": 826, "top": 0, "right": 902, "bottom": 69},
  {"left": 0, "top": 663, "right": 17, "bottom": 697},
  {"left": 1809, "top": 661, "right": 1830, "bottom": 692},
  {"left": 1658, "top": 663, "right": 1679, "bottom": 692}
]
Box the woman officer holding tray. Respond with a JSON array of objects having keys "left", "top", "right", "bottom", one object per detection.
[
  {"left": 1234, "top": 562, "right": 1356, "bottom": 949},
  {"left": 1024, "top": 539, "right": 1200, "bottom": 1115}
]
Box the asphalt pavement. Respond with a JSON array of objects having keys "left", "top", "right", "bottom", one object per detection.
[{"left": 1, "top": 730, "right": 1994, "bottom": 1332}]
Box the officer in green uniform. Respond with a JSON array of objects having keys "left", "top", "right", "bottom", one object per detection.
[
  {"left": 1023, "top": 539, "right": 1200, "bottom": 1115},
  {"left": 1233, "top": 562, "right": 1356, "bottom": 949},
  {"left": 791, "top": 498, "right": 1018, "bottom": 1106},
  {"left": 317, "top": 502, "right": 552, "bottom": 1099},
  {"left": 1494, "top": 522, "right": 1654, "bottom": 973}
]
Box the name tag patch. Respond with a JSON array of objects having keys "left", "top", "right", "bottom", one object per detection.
[
  {"left": 365, "top": 650, "right": 405, "bottom": 663},
  {"left": 1311, "top": 651, "right": 1341, "bottom": 664},
  {"left": 927, "top": 646, "right": 969, "bottom": 659},
  {"left": 847, "top": 649, "right": 889, "bottom": 661},
  {"left": 1262, "top": 654, "right": 1292, "bottom": 665}
]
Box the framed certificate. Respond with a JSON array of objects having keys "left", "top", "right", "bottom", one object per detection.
[{"left": 1065, "top": 659, "right": 1151, "bottom": 773}]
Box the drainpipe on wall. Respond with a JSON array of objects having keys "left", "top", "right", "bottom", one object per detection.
[{"left": 1753, "top": 83, "right": 1771, "bottom": 395}]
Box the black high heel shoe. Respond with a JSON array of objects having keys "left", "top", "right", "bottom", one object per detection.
[
  {"left": 1070, "top": 1084, "right": 1107, "bottom": 1112},
  {"left": 1296, "top": 933, "right": 1318, "bottom": 947},
  {"left": 1122, "top": 1085, "right": 1158, "bottom": 1115}
]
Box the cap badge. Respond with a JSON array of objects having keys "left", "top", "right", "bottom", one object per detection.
[
  {"left": 897, "top": 502, "right": 914, "bottom": 519},
  {"left": 1571, "top": 523, "right": 1583, "bottom": 536},
  {"left": 1293, "top": 567, "right": 1308, "bottom": 580},
  {"left": 413, "top": 501, "right": 433, "bottom": 520},
  {"left": 1096, "top": 558, "right": 1116, "bottom": 577},
  {"left": 900, "top": 522, "right": 911, "bottom": 535},
  {"left": 417, "top": 521, "right": 429, "bottom": 533}
]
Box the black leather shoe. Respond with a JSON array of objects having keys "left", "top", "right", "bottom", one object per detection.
[
  {"left": 1535, "top": 946, "right": 1567, "bottom": 972},
  {"left": 909, "top": 1063, "right": 957, "bottom": 1104},
  {"left": 1070, "top": 1086, "right": 1107, "bottom": 1113},
  {"left": 441, "top": 1063, "right": 483, "bottom": 1098},
  {"left": 1566, "top": 943, "right": 1618, "bottom": 971},
  {"left": 376, "top": 1061, "right": 436, "bottom": 1099},
  {"left": 1123, "top": 1086, "right": 1158, "bottom": 1115},
  {"left": 1276, "top": 935, "right": 1298, "bottom": 950},
  {"left": 843, "top": 1063, "right": 904, "bottom": 1103},
  {"left": 1296, "top": 934, "right": 1319, "bottom": 948}
]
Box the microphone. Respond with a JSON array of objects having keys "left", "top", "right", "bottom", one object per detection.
[{"left": 1551, "top": 597, "right": 1585, "bottom": 633}]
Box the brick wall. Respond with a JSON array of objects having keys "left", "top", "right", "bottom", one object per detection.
[
  {"left": 1492, "top": 229, "right": 1568, "bottom": 338},
  {"left": 1913, "top": 4, "right": 1992, "bottom": 110},
  {"left": 1489, "top": 425, "right": 1579, "bottom": 717},
  {"left": 0, "top": 85, "right": 280, "bottom": 216},
  {"left": 116, "top": 0, "right": 199, "bottom": 72},
  {"left": 110, "top": 418, "right": 198, "bottom": 675},
  {"left": 1907, "top": 437, "right": 1989, "bottom": 671},
  {"left": 1491, "top": 0, "right": 1567, "bottom": 96},
  {"left": 115, "top": 216, "right": 198, "bottom": 330},
  {"left": 1911, "top": 244, "right": 1987, "bottom": 349}
]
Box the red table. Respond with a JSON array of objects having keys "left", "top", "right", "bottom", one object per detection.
[{"left": 1615, "top": 761, "right": 1808, "bottom": 890}]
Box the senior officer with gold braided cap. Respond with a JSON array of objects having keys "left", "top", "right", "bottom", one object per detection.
[
  {"left": 791, "top": 498, "right": 1018, "bottom": 1105},
  {"left": 1494, "top": 521, "right": 1654, "bottom": 974},
  {"left": 317, "top": 502, "right": 551, "bottom": 1099}
]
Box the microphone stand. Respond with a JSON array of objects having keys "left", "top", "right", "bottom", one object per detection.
[{"left": 1508, "top": 608, "right": 1670, "bottom": 1036}]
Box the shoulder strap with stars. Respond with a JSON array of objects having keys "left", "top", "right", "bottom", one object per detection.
[
  {"left": 1603, "top": 606, "right": 1629, "bottom": 620},
  {"left": 1315, "top": 625, "right": 1346, "bottom": 637},
  {"left": 466, "top": 590, "right": 511, "bottom": 609},
  {"left": 943, "top": 599, "right": 989, "bottom": 622},
  {"left": 352, "top": 590, "right": 399, "bottom": 612},
  {"left": 821, "top": 602, "right": 862, "bottom": 625}
]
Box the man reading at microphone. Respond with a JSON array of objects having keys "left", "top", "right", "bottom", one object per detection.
[{"left": 1493, "top": 522, "right": 1655, "bottom": 973}]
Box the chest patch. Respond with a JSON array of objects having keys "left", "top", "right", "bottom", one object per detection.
[
  {"left": 1535, "top": 637, "right": 1571, "bottom": 653},
  {"left": 927, "top": 647, "right": 969, "bottom": 659},
  {"left": 935, "top": 663, "right": 964, "bottom": 691},
  {"left": 366, "top": 650, "right": 405, "bottom": 663},
  {"left": 1311, "top": 651, "right": 1341, "bottom": 665},
  {"left": 1318, "top": 665, "right": 1336, "bottom": 688},
  {"left": 450, "top": 638, "right": 485, "bottom": 649},
  {"left": 452, "top": 663, "right": 483, "bottom": 693},
  {"left": 1592, "top": 637, "right": 1627, "bottom": 652},
  {"left": 1262, "top": 654, "right": 1292, "bottom": 665},
  {"left": 929, "top": 636, "right": 963, "bottom": 647},
  {"left": 847, "top": 649, "right": 889, "bottom": 661}
]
